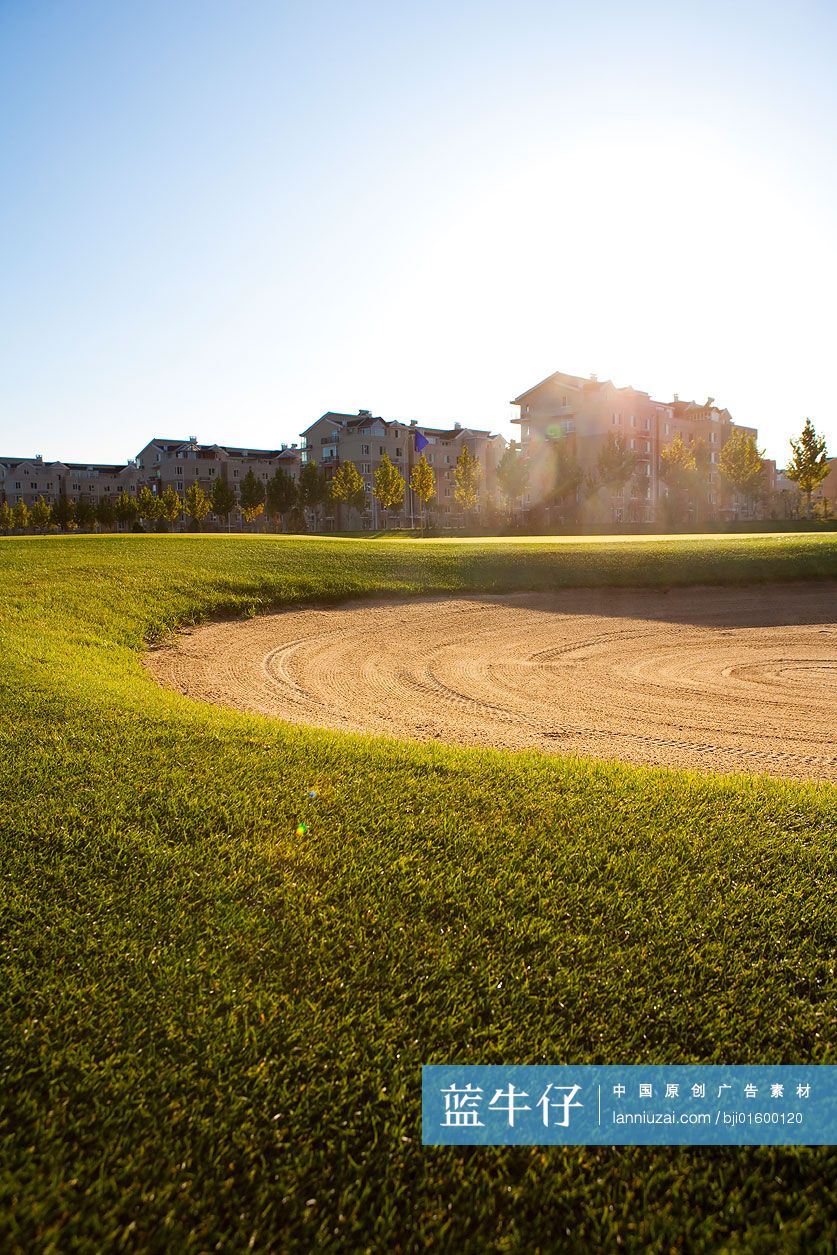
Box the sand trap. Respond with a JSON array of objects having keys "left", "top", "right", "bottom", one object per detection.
[{"left": 147, "top": 583, "right": 837, "bottom": 782}]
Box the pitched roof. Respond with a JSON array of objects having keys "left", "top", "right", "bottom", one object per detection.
[{"left": 511, "top": 370, "right": 600, "bottom": 404}]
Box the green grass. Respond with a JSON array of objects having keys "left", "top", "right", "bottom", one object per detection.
[{"left": 1, "top": 534, "right": 835, "bottom": 1253}]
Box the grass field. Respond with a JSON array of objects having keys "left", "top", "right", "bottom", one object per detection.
[{"left": 1, "top": 533, "right": 835, "bottom": 1253}]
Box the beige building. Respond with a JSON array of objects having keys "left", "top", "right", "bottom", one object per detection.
[
  {"left": 134, "top": 437, "right": 301, "bottom": 521},
  {"left": 0, "top": 455, "right": 140, "bottom": 508},
  {"left": 300, "top": 410, "right": 506, "bottom": 528},
  {"left": 512, "top": 370, "right": 764, "bottom": 526}
]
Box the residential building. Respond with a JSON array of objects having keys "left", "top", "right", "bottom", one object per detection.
[
  {"left": 134, "top": 437, "right": 302, "bottom": 520},
  {"left": 0, "top": 455, "right": 140, "bottom": 508},
  {"left": 511, "top": 370, "right": 763, "bottom": 525},
  {"left": 299, "top": 411, "right": 506, "bottom": 528}
]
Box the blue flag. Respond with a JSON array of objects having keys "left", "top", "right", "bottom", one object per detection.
[{"left": 415, "top": 431, "right": 429, "bottom": 452}]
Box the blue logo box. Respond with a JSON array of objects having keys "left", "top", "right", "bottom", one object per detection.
[{"left": 422, "top": 1066, "right": 837, "bottom": 1145}]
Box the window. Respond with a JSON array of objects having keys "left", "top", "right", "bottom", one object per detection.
[
  {"left": 629, "top": 439, "right": 635, "bottom": 450},
  {"left": 612, "top": 413, "right": 621, "bottom": 425},
  {"left": 209, "top": 467, "right": 215, "bottom": 475},
  {"left": 395, "top": 448, "right": 402, "bottom": 458},
  {"left": 561, "top": 394, "right": 568, "bottom": 405},
  {"left": 72, "top": 483, "right": 80, "bottom": 491},
  {"left": 379, "top": 446, "right": 384, "bottom": 455},
  {"left": 176, "top": 467, "right": 183, "bottom": 475},
  {"left": 14, "top": 482, "right": 20, "bottom": 490},
  {"left": 630, "top": 416, "right": 636, "bottom": 427},
  {"left": 233, "top": 469, "right": 239, "bottom": 477},
  {"left": 664, "top": 424, "right": 670, "bottom": 435},
  {"left": 360, "top": 428, "right": 370, "bottom": 436},
  {"left": 644, "top": 418, "right": 651, "bottom": 429},
  {"left": 30, "top": 482, "right": 37, "bottom": 489},
  {"left": 645, "top": 440, "right": 651, "bottom": 453},
  {"left": 361, "top": 444, "right": 370, "bottom": 455}
]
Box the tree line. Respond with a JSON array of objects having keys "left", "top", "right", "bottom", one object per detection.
[
  {"left": 1, "top": 420, "right": 830, "bottom": 534},
  {"left": 493, "top": 416, "right": 832, "bottom": 527}
]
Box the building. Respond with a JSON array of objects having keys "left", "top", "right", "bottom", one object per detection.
[
  {"left": 511, "top": 370, "right": 763, "bottom": 526},
  {"left": 134, "top": 437, "right": 302, "bottom": 521},
  {"left": 0, "top": 455, "right": 140, "bottom": 508},
  {"left": 299, "top": 410, "right": 506, "bottom": 528}
]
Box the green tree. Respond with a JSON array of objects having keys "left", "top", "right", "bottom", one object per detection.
[
  {"left": 409, "top": 455, "right": 435, "bottom": 533},
  {"left": 31, "top": 496, "right": 53, "bottom": 532},
  {"left": 299, "top": 460, "right": 328, "bottom": 530},
  {"left": 136, "top": 486, "right": 160, "bottom": 528},
  {"left": 454, "top": 444, "right": 481, "bottom": 519},
  {"left": 115, "top": 491, "right": 139, "bottom": 531},
  {"left": 184, "top": 482, "right": 211, "bottom": 529},
  {"left": 239, "top": 470, "right": 266, "bottom": 525},
  {"left": 0, "top": 501, "right": 13, "bottom": 533},
  {"left": 595, "top": 433, "right": 640, "bottom": 496},
  {"left": 92, "top": 496, "right": 112, "bottom": 531},
  {"left": 266, "top": 467, "right": 298, "bottom": 531},
  {"left": 210, "top": 477, "right": 238, "bottom": 529},
  {"left": 495, "top": 442, "right": 529, "bottom": 521},
  {"left": 53, "top": 494, "right": 76, "bottom": 532},
  {"left": 659, "top": 435, "right": 698, "bottom": 525},
  {"left": 547, "top": 445, "right": 584, "bottom": 527},
  {"left": 372, "top": 453, "right": 405, "bottom": 528},
  {"left": 785, "top": 418, "right": 829, "bottom": 517},
  {"left": 331, "top": 461, "right": 367, "bottom": 527},
  {"left": 13, "top": 500, "right": 29, "bottom": 531},
  {"left": 158, "top": 485, "right": 183, "bottom": 530},
  {"left": 719, "top": 430, "right": 765, "bottom": 516}
]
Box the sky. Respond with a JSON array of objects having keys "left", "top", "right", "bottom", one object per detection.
[{"left": 1, "top": 0, "right": 836, "bottom": 466}]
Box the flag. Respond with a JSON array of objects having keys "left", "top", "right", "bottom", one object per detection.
[{"left": 415, "top": 431, "right": 429, "bottom": 453}]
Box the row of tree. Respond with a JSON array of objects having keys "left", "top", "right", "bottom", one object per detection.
[
  {"left": 1, "top": 421, "right": 829, "bottom": 534},
  {"left": 492, "top": 417, "right": 831, "bottom": 525}
]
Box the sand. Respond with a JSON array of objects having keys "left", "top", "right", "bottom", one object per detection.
[{"left": 146, "top": 582, "right": 837, "bottom": 782}]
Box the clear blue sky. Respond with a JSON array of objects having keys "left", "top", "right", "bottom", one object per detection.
[{"left": 1, "top": 0, "right": 835, "bottom": 465}]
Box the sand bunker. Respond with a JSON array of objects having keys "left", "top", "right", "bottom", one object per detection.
[{"left": 147, "top": 583, "right": 837, "bottom": 781}]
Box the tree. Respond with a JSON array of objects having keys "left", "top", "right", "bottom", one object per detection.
[
  {"left": 719, "top": 430, "right": 765, "bottom": 516},
  {"left": 785, "top": 418, "right": 829, "bottom": 517},
  {"left": 13, "top": 500, "right": 30, "bottom": 531},
  {"left": 31, "top": 496, "right": 53, "bottom": 532},
  {"left": 409, "top": 455, "right": 435, "bottom": 534},
  {"left": 299, "top": 460, "right": 328, "bottom": 530},
  {"left": 0, "top": 501, "right": 13, "bottom": 533},
  {"left": 92, "top": 496, "right": 113, "bottom": 531},
  {"left": 595, "top": 433, "right": 640, "bottom": 497},
  {"left": 495, "top": 442, "right": 529, "bottom": 522},
  {"left": 454, "top": 444, "right": 481, "bottom": 519},
  {"left": 136, "top": 486, "right": 160, "bottom": 528},
  {"left": 266, "top": 466, "right": 298, "bottom": 531},
  {"left": 330, "top": 461, "right": 367, "bottom": 528},
  {"left": 546, "top": 445, "right": 584, "bottom": 527},
  {"left": 210, "top": 477, "right": 237, "bottom": 529},
  {"left": 158, "top": 485, "right": 183, "bottom": 531},
  {"left": 184, "top": 482, "right": 211, "bottom": 529},
  {"left": 239, "top": 470, "right": 266, "bottom": 526},
  {"left": 372, "top": 453, "right": 405, "bottom": 528},
  {"left": 659, "top": 435, "right": 698, "bottom": 525},
  {"left": 53, "top": 494, "right": 76, "bottom": 532},
  {"left": 115, "top": 491, "right": 139, "bottom": 531}
]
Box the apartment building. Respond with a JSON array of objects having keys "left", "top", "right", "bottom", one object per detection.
[
  {"left": 512, "top": 370, "right": 760, "bottom": 525},
  {"left": 0, "top": 455, "right": 140, "bottom": 507},
  {"left": 134, "top": 437, "right": 301, "bottom": 503},
  {"left": 300, "top": 410, "right": 506, "bottom": 528}
]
